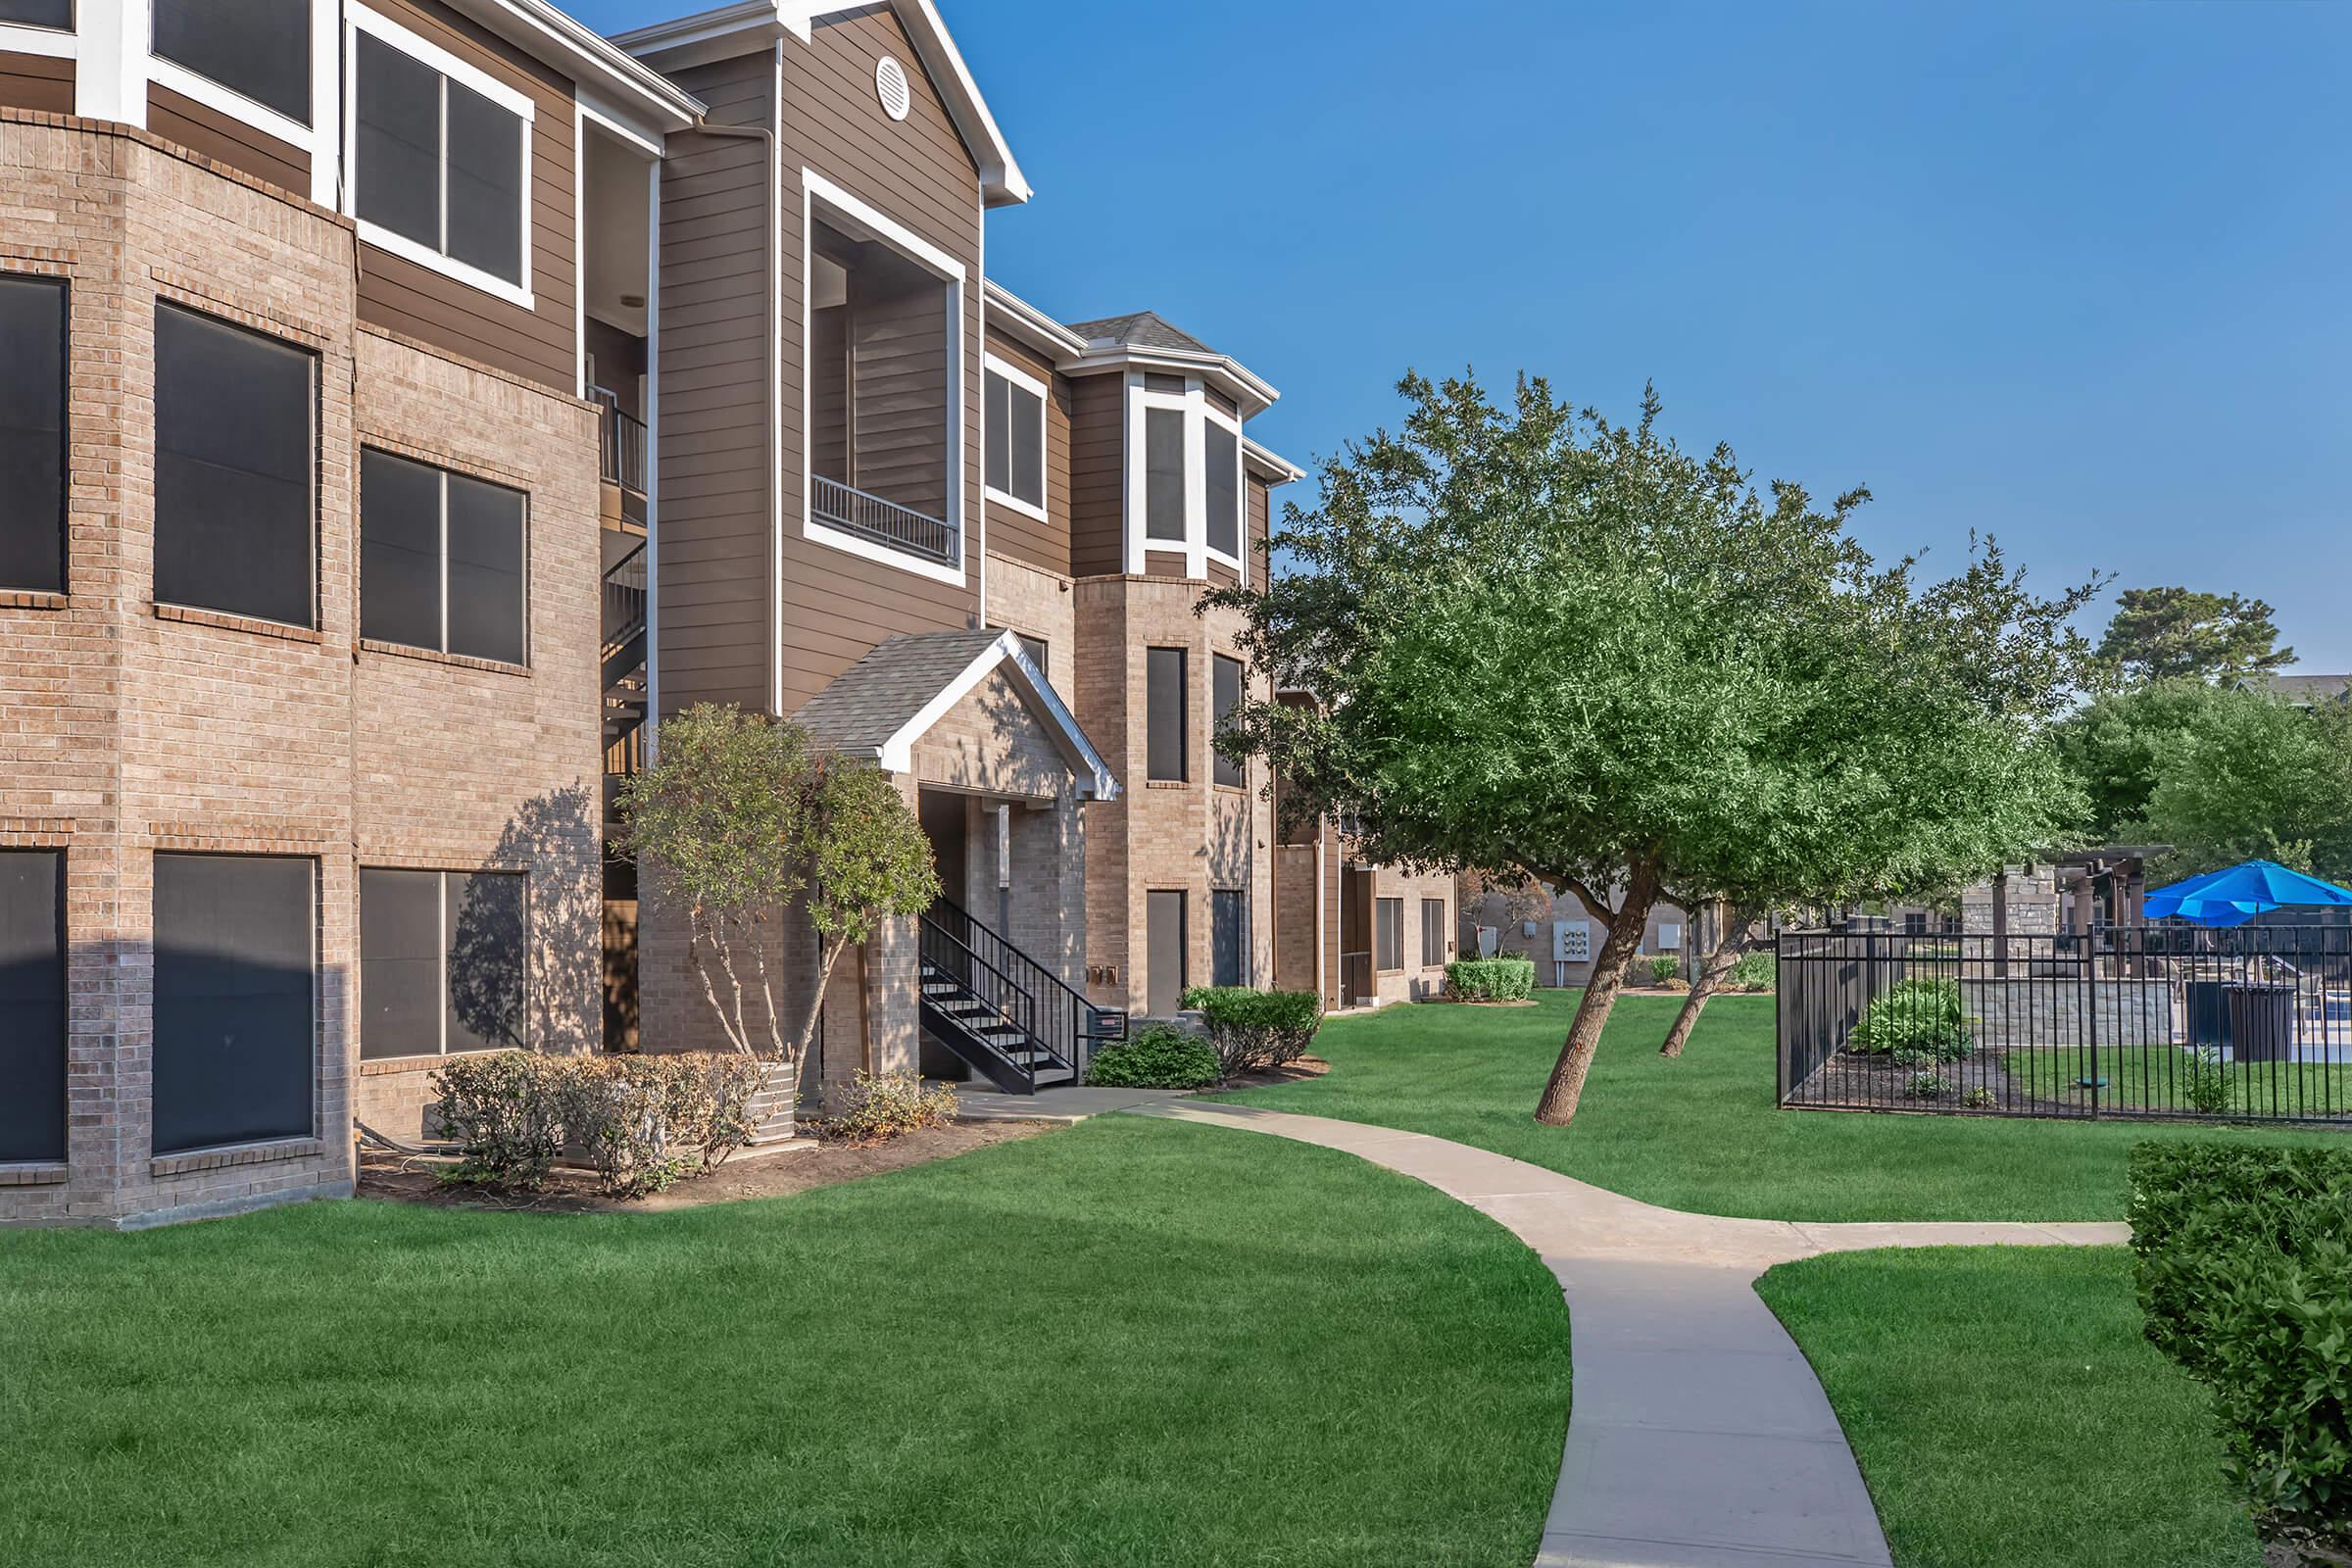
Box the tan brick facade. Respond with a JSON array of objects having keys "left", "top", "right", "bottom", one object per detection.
[
  {"left": 0, "top": 116, "right": 602, "bottom": 1227},
  {"left": 1064, "top": 574, "right": 1276, "bottom": 1016}
]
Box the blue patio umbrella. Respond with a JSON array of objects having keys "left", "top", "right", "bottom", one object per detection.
[{"left": 2143, "top": 859, "right": 2352, "bottom": 928}]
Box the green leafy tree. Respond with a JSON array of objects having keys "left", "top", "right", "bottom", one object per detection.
[
  {"left": 1208, "top": 375, "right": 2092, "bottom": 1123},
  {"left": 2051, "top": 678, "right": 2244, "bottom": 843},
  {"left": 617, "top": 706, "right": 939, "bottom": 1086},
  {"left": 2137, "top": 693, "right": 2352, "bottom": 883},
  {"left": 2093, "top": 586, "right": 2292, "bottom": 686}
]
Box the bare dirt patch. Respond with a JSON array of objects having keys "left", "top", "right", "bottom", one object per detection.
[{"left": 356, "top": 1118, "right": 1052, "bottom": 1214}]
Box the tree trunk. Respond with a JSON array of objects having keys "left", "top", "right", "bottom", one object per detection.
[
  {"left": 788, "top": 935, "right": 849, "bottom": 1082},
  {"left": 1659, "top": 903, "right": 1764, "bottom": 1058},
  {"left": 1535, "top": 860, "right": 1661, "bottom": 1125}
]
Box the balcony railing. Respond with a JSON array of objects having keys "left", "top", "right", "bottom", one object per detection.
[
  {"left": 810, "top": 474, "right": 956, "bottom": 565},
  {"left": 599, "top": 404, "right": 647, "bottom": 496}
]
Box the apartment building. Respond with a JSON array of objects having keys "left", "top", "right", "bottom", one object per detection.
[{"left": 0, "top": 0, "right": 1446, "bottom": 1227}]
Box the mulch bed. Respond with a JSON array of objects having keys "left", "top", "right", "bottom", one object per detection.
[
  {"left": 1218, "top": 1054, "right": 1332, "bottom": 1092},
  {"left": 356, "top": 1119, "right": 1050, "bottom": 1214}
]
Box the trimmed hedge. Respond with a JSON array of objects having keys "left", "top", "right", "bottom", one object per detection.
[
  {"left": 828, "top": 1069, "right": 957, "bottom": 1147},
  {"left": 1445, "top": 957, "right": 1536, "bottom": 1003},
  {"left": 1087, "top": 1023, "right": 1221, "bottom": 1090},
  {"left": 431, "top": 1051, "right": 764, "bottom": 1198},
  {"left": 2129, "top": 1143, "right": 2352, "bottom": 1551},
  {"left": 1182, "top": 986, "right": 1323, "bottom": 1078}
]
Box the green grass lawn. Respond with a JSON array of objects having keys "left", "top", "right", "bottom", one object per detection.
[
  {"left": 1757, "top": 1247, "right": 2261, "bottom": 1568},
  {"left": 0, "top": 1117, "right": 1571, "bottom": 1568},
  {"left": 1216, "top": 991, "right": 2345, "bottom": 1221}
]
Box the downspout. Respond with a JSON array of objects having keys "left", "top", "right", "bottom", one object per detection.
[{"left": 665, "top": 114, "right": 779, "bottom": 713}]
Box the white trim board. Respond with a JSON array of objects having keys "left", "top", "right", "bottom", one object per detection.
[{"left": 874, "top": 631, "right": 1118, "bottom": 799}]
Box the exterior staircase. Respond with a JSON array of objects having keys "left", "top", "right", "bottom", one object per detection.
[
  {"left": 603, "top": 542, "right": 648, "bottom": 791},
  {"left": 919, "top": 899, "right": 1126, "bottom": 1094}
]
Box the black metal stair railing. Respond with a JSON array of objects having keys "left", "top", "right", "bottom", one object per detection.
[{"left": 918, "top": 898, "right": 1126, "bottom": 1092}]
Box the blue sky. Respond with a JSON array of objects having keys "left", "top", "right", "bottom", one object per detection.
[{"left": 580, "top": 1, "right": 2352, "bottom": 671}]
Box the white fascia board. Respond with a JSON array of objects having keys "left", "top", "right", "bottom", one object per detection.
[
  {"left": 876, "top": 632, "right": 1120, "bottom": 800},
  {"left": 1243, "top": 437, "right": 1305, "bottom": 485},
  {"left": 1066, "top": 344, "right": 1280, "bottom": 417},
  {"left": 981, "top": 278, "right": 1086, "bottom": 362},
  {"left": 448, "top": 0, "right": 703, "bottom": 129},
  {"left": 784, "top": 0, "right": 1028, "bottom": 206},
  {"left": 613, "top": 1, "right": 804, "bottom": 73}
]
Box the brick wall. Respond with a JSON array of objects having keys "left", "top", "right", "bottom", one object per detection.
[
  {"left": 1071, "top": 574, "right": 1275, "bottom": 1016},
  {"left": 0, "top": 116, "right": 601, "bottom": 1225}
]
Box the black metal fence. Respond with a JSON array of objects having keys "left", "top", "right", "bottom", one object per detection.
[{"left": 1777, "top": 925, "right": 2352, "bottom": 1124}]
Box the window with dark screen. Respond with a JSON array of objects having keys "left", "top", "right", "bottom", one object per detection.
[
  {"left": 984, "top": 366, "right": 1046, "bottom": 513},
  {"left": 1204, "top": 418, "right": 1240, "bottom": 559},
  {"left": 0, "top": 275, "right": 66, "bottom": 594},
  {"left": 361, "top": 868, "right": 526, "bottom": 1059},
  {"left": 152, "top": 855, "right": 315, "bottom": 1155},
  {"left": 1211, "top": 654, "right": 1245, "bottom": 788},
  {"left": 1147, "top": 646, "right": 1187, "bottom": 782},
  {"left": 1145, "top": 406, "right": 1185, "bottom": 542},
  {"left": 354, "top": 23, "right": 528, "bottom": 290},
  {"left": 151, "top": 0, "right": 312, "bottom": 124},
  {"left": 1211, "top": 889, "right": 1245, "bottom": 989},
  {"left": 1421, "top": 897, "right": 1448, "bottom": 968},
  {"left": 1376, "top": 897, "right": 1403, "bottom": 972},
  {"left": 0, "top": 1, "right": 72, "bottom": 33},
  {"left": 362, "top": 449, "right": 527, "bottom": 664},
  {"left": 153, "top": 304, "right": 316, "bottom": 627},
  {"left": 0, "top": 851, "right": 65, "bottom": 1163},
  {"left": 1147, "top": 890, "right": 1186, "bottom": 1018}
]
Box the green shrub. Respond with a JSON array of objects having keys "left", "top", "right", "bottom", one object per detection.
[
  {"left": 1959, "top": 1085, "right": 1997, "bottom": 1109},
  {"left": 430, "top": 1050, "right": 768, "bottom": 1198},
  {"left": 2181, "top": 1047, "right": 2232, "bottom": 1115},
  {"left": 1444, "top": 957, "right": 1537, "bottom": 1003},
  {"left": 2129, "top": 1143, "right": 2352, "bottom": 1550},
  {"left": 829, "top": 1069, "right": 958, "bottom": 1147},
  {"left": 1182, "top": 986, "right": 1324, "bottom": 1077},
  {"left": 1647, "top": 955, "right": 1682, "bottom": 986},
  {"left": 1850, "top": 977, "right": 1974, "bottom": 1061},
  {"left": 1727, "top": 950, "right": 1776, "bottom": 993},
  {"left": 1902, "top": 1070, "right": 1950, "bottom": 1100},
  {"left": 1087, "top": 1023, "right": 1220, "bottom": 1089}
]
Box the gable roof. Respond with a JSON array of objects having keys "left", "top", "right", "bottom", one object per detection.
[
  {"left": 792, "top": 629, "right": 1117, "bottom": 797},
  {"left": 615, "top": 1, "right": 1029, "bottom": 206},
  {"left": 2262, "top": 672, "right": 2352, "bottom": 707}
]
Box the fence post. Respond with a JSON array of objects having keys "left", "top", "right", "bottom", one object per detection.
[{"left": 2084, "top": 929, "right": 2101, "bottom": 1119}]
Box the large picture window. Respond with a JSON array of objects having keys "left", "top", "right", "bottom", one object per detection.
[
  {"left": 1211, "top": 653, "right": 1245, "bottom": 789},
  {"left": 152, "top": 854, "right": 315, "bottom": 1155},
  {"left": 362, "top": 449, "right": 528, "bottom": 664},
  {"left": 154, "top": 303, "right": 316, "bottom": 627},
  {"left": 1375, "top": 897, "right": 1403, "bottom": 972},
  {"left": 983, "top": 361, "right": 1046, "bottom": 515},
  {"left": 152, "top": 0, "right": 313, "bottom": 125},
  {"left": 1147, "top": 646, "right": 1187, "bottom": 782},
  {"left": 0, "top": 275, "right": 66, "bottom": 595},
  {"left": 361, "top": 868, "right": 526, "bottom": 1059},
  {"left": 0, "top": 850, "right": 65, "bottom": 1164},
  {"left": 354, "top": 19, "right": 531, "bottom": 295}
]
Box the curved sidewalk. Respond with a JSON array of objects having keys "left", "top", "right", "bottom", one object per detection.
[{"left": 1125, "top": 1101, "right": 2128, "bottom": 1568}]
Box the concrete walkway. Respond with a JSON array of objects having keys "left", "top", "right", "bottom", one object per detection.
[{"left": 1125, "top": 1101, "right": 2128, "bottom": 1568}]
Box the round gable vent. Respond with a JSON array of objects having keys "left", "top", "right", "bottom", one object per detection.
[{"left": 875, "top": 56, "right": 911, "bottom": 122}]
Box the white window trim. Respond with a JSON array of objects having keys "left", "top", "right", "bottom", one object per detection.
[
  {"left": 0, "top": 21, "right": 74, "bottom": 60},
  {"left": 798, "top": 166, "right": 966, "bottom": 590},
  {"left": 1125, "top": 371, "right": 1247, "bottom": 585},
  {"left": 342, "top": 6, "right": 537, "bottom": 312},
  {"left": 147, "top": 55, "right": 312, "bottom": 150},
  {"left": 981, "top": 351, "right": 1049, "bottom": 524}
]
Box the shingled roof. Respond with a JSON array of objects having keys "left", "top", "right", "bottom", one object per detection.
[
  {"left": 790, "top": 629, "right": 1117, "bottom": 797},
  {"left": 1065, "top": 310, "right": 1216, "bottom": 356}
]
